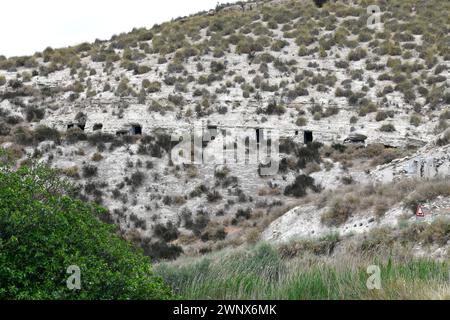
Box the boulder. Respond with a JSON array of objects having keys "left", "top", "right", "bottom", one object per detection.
[{"left": 344, "top": 133, "right": 368, "bottom": 143}]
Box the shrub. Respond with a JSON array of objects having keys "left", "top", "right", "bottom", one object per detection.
[
  {"left": 380, "top": 124, "right": 396, "bottom": 132},
  {"left": 295, "top": 141, "right": 323, "bottom": 169},
  {"left": 33, "top": 125, "right": 60, "bottom": 143},
  {"left": 0, "top": 162, "right": 172, "bottom": 299},
  {"left": 115, "top": 77, "right": 134, "bottom": 97},
  {"left": 91, "top": 153, "right": 103, "bottom": 162},
  {"left": 136, "top": 65, "right": 151, "bottom": 75},
  {"left": 296, "top": 117, "right": 307, "bottom": 126},
  {"left": 375, "top": 111, "right": 388, "bottom": 122},
  {"left": 335, "top": 60, "right": 349, "bottom": 69},
  {"left": 271, "top": 39, "right": 289, "bottom": 51},
  {"left": 201, "top": 227, "right": 227, "bottom": 242},
  {"left": 321, "top": 196, "right": 359, "bottom": 226},
  {"left": 5, "top": 115, "right": 22, "bottom": 125},
  {"left": 210, "top": 61, "right": 225, "bottom": 73},
  {"left": 284, "top": 175, "right": 320, "bottom": 198},
  {"left": 236, "top": 38, "right": 263, "bottom": 54},
  {"left": 142, "top": 240, "right": 183, "bottom": 261},
  {"left": 347, "top": 48, "right": 367, "bottom": 61},
  {"left": 0, "top": 122, "right": 10, "bottom": 136},
  {"left": 142, "top": 80, "right": 161, "bottom": 93},
  {"left": 129, "top": 171, "right": 146, "bottom": 188},
  {"left": 167, "top": 62, "right": 185, "bottom": 73},
  {"left": 182, "top": 210, "right": 210, "bottom": 237},
  {"left": 168, "top": 94, "right": 184, "bottom": 106},
  {"left": 358, "top": 101, "right": 378, "bottom": 116},
  {"left": 409, "top": 114, "right": 422, "bottom": 127},
  {"left": 404, "top": 180, "right": 450, "bottom": 214},
  {"left": 87, "top": 132, "right": 116, "bottom": 146},
  {"left": 234, "top": 208, "right": 252, "bottom": 222},
  {"left": 257, "top": 100, "right": 286, "bottom": 115},
  {"left": 436, "top": 129, "right": 450, "bottom": 146},
  {"left": 287, "top": 85, "right": 309, "bottom": 100},
  {"left": 82, "top": 164, "right": 98, "bottom": 178},
  {"left": 434, "top": 64, "right": 446, "bottom": 75},
  {"left": 25, "top": 106, "right": 45, "bottom": 122},
  {"left": 0, "top": 74, "right": 5, "bottom": 86},
  {"left": 13, "top": 127, "right": 34, "bottom": 145},
  {"left": 153, "top": 221, "right": 179, "bottom": 242},
  {"left": 207, "top": 190, "right": 222, "bottom": 202},
  {"left": 62, "top": 166, "right": 79, "bottom": 179}
]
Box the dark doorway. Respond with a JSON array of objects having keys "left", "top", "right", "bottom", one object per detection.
[
  {"left": 132, "top": 125, "right": 142, "bottom": 135},
  {"left": 93, "top": 123, "right": 103, "bottom": 131},
  {"left": 207, "top": 125, "right": 218, "bottom": 141},
  {"left": 304, "top": 130, "right": 313, "bottom": 144},
  {"left": 77, "top": 124, "right": 85, "bottom": 131},
  {"left": 256, "top": 128, "right": 261, "bottom": 144},
  {"left": 67, "top": 124, "right": 75, "bottom": 130},
  {"left": 295, "top": 130, "right": 299, "bottom": 136}
]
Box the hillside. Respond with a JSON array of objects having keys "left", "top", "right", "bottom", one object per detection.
[{"left": 0, "top": 0, "right": 449, "bottom": 265}]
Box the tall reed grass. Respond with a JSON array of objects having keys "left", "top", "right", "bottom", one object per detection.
[{"left": 155, "top": 243, "right": 449, "bottom": 300}]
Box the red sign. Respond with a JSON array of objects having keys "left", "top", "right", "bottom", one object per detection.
[{"left": 416, "top": 205, "right": 425, "bottom": 217}]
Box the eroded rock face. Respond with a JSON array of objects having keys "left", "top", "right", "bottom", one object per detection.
[
  {"left": 263, "top": 136, "right": 450, "bottom": 244},
  {"left": 263, "top": 194, "right": 450, "bottom": 244},
  {"left": 371, "top": 144, "right": 450, "bottom": 183}
]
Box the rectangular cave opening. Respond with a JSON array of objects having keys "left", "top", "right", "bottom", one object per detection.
[
  {"left": 132, "top": 124, "right": 142, "bottom": 135},
  {"left": 304, "top": 130, "right": 313, "bottom": 144},
  {"left": 256, "top": 128, "right": 261, "bottom": 144},
  {"left": 207, "top": 125, "right": 218, "bottom": 141},
  {"left": 93, "top": 123, "right": 103, "bottom": 131}
]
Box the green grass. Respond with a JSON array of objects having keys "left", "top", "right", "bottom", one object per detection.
[{"left": 155, "top": 243, "right": 449, "bottom": 300}]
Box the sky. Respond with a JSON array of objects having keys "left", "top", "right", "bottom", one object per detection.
[{"left": 0, "top": 0, "right": 241, "bottom": 58}]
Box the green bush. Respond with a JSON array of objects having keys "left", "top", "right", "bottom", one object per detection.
[
  {"left": 0, "top": 74, "right": 6, "bottom": 86},
  {"left": 321, "top": 196, "right": 358, "bottom": 227},
  {"left": 25, "top": 106, "right": 45, "bottom": 122},
  {"left": 375, "top": 111, "right": 388, "bottom": 122},
  {"left": 167, "top": 62, "right": 185, "bottom": 74},
  {"left": 33, "top": 125, "right": 61, "bottom": 143},
  {"left": 168, "top": 94, "right": 184, "bottom": 106},
  {"left": 409, "top": 114, "right": 422, "bottom": 127},
  {"left": 0, "top": 160, "right": 172, "bottom": 299},
  {"left": 129, "top": 170, "right": 146, "bottom": 188},
  {"left": 115, "top": 77, "right": 134, "bottom": 97},
  {"left": 271, "top": 39, "right": 289, "bottom": 51},
  {"left": 0, "top": 121, "right": 10, "bottom": 136},
  {"left": 256, "top": 100, "right": 285, "bottom": 115},
  {"left": 347, "top": 48, "right": 367, "bottom": 61},
  {"left": 380, "top": 124, "right": 396, "bottom": 132},
  {"left": 142, "top": 80, "right": 161, "bottom": 93},
  {"left": 153, "top": 222, "right": 179, "bottom": 242},
  {"left": 296, "top": 117, "right": 307, "bottom": 126},
  {"left": 436, "top": 129, "right": 450, "bottom": 146},
  {"left": 284, "top": 175, "right": 320, "bottom": 198},
  {"left": 236, "top": 37, "right": 263, "bottom": 54},
  {"left": 82, "top": 164, "right": 98, "bottom": 178}
]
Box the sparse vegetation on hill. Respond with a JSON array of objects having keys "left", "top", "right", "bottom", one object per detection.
[{"left": 0, "top": 0, "right": 449, "bottom": 301}]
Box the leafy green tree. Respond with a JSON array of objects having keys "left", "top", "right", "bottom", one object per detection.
[{"left": 0, "top": 152, "right": 172, "bottom": 299}]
